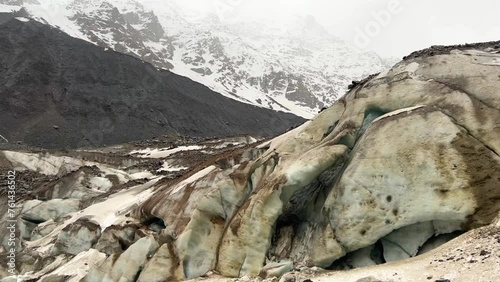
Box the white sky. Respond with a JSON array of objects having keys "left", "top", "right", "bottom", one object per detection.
[{"left": 163, "top": 0, "right": 500, "bottom": 58}]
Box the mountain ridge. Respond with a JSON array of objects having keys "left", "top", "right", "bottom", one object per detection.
[{"left": 0, "top": 0, "right": 397, "bottom": 118}]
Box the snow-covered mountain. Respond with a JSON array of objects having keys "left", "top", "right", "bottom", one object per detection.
[{"left": 0, "top": 0, "right": 397, "bottom": 118}]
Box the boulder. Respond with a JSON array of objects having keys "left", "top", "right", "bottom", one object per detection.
[
  {"left": 94, "top": 224, "right": 138, "bottom": 255},
  {"left": 85, "top": 236, "right": 159, "bottom": 282},
  {"left": 18, "top": 218, "right": 38, "bottom": 241},
  {"left": 52, "top": 218, "right": 101, "bottom": 256},
  {"left": 31, "top": 220, "right": 58, "bottom": 241},
  {"left": 137, "top": 242, "right": 181, "bottom": 282},
  {"left": 21, "top": 199, "right": 80, "bottom": 223}
]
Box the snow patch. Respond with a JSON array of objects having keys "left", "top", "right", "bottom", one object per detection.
[
  {"left": 130, "top": 145, "right": 204, "bottom": 158},
  {"left": 15, "top": 17, "right": 30, "bottom": 22},
  {"left": 171, "top": 166, "right": 216, "bottom": 195},
  {"left": 158, "top": 161, "right": 188, "bottom": 172},
  {"left": 88, "top": 177, "right": 113, "bottom": 192},
  {"left": 129, "top": 171, "right": 155, "bottom": 180},
  {"left": 25, "top": 2, "right": 91, "bottom": 43},
  {"left": 372, "top": 105, "right": 426, "bottom": 123},
  {"left": 40, "top": 249, "right": 107, "bottom": 282}
]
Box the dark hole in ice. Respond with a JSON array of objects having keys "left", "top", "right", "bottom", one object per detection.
[
  {"left": 21, "top": 216, "right": 46, "bottom": 225},
  {"left": 143, "top": 217, "right": 166, "bottom": 232}
]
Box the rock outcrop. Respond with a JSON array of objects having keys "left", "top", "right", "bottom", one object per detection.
[{"left": 1, "top": 43, "right": 499, "bottom": 281}]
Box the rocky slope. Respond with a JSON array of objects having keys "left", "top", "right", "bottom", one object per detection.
[
  {"left": 0, "top": 18, "right": 303, "bottom": 149},
  {"left": 1, "top": 43, "right": 499, "bottom": 281},
  {"left": 0, "top": 0, "right": 396, "bottom": 117}
]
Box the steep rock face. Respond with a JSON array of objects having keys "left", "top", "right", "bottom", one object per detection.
[
  {"left": 68, "top": 0, "right": 173, "bottom": 68},
  {"left": 128, "top": 46, "right": 500, "bottom": 279},
  {"left": 52, "top": 218, "right": 101, "bottom": 256}
]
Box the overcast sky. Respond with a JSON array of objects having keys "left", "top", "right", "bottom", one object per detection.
[{"left": 164, "top": 0, "right": 500, "bottom": 58}]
